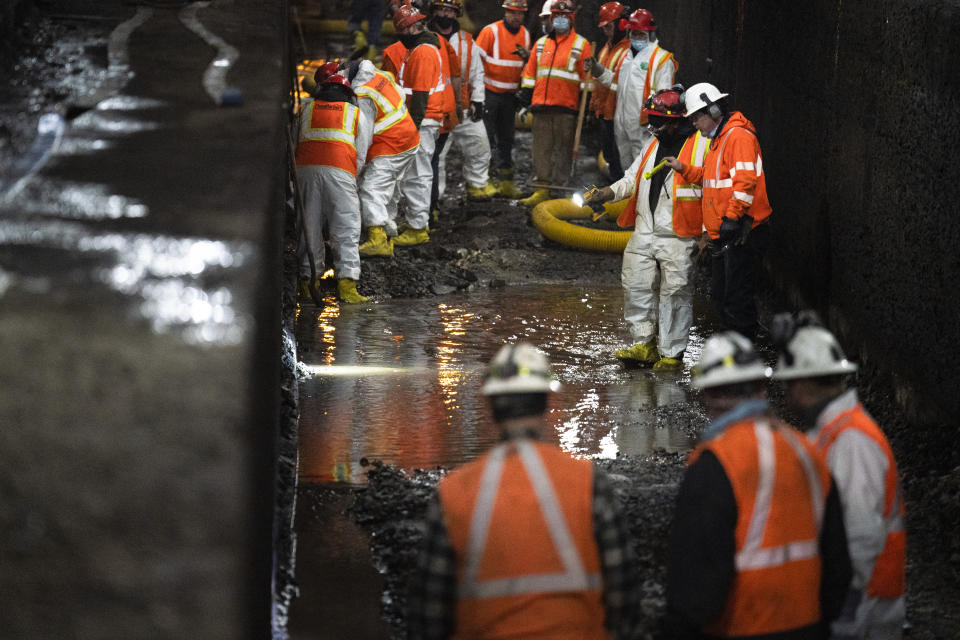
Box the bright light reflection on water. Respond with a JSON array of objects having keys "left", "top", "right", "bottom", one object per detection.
[{"left": 297, "top": 285, "right": 708, "bottom": 484}]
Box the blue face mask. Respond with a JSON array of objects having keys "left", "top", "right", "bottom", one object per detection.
[
  {"left": 629, "top": 36, "right": 648, "bottom": 52},
  {"left": 552, "top": 16, "right": 570, "bottom": 32}
]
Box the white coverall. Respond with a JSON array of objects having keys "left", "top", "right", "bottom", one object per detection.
[
  {"left": 809, "top": 389, "right": 906, "bottom": 640},
  {"left": 296, "top": 97, "right": 373, "bottom": 281},
  {"left": 608, "top": 138, "right": 695, "bottom": 357},
  {"left": 400, "top": 120, "right": 439, "bottom": 231},
  {"left": 595, "top": 41, "right": 675, "bottom": 167},
  {"left": 351, "top": 60, "right": 419, "bottom": 238},
  {"left": 438, "top": 30, "right": 491, "bottom": 196}
]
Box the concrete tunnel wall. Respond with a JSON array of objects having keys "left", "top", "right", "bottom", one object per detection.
[{"left": 463, "top": 0, "right": 960, "bottom": 425}]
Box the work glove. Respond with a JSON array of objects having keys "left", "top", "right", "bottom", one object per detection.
[
  {"left": 584, "top": 56, "right": 605, "bottom": 79},
  {"left": 513, "top": 43, "right": 530, "bottom": 62},
  {"left": 469, "top": 101, "right": 484, "bottom": 122},
  {"left": 516, "top": 88, "right": 533, "bottom": 110},
  {"left": 718, "top": 216, "right": 742, "bottom": 245}
]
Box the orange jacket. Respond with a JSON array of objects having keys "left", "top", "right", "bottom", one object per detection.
[
  {"left": 354, "top": 70, "right": 420, "bottom": 159},
  {"left": 690, "top": 417, "right": 832, "bottom": 637},
  {"left": 294, "top": 98, "right": 360, "bottom": 175},
  {"left": 679, "top": 111, "right": 772, "bottom": 239},
  {"left": 814, "top": 402, "right": 906, "bottom": 600},
  {"left": 438, "top": 439, "right": 606, "bottom": 639},
  {"left": 521, "top": 30, "right": 591, "bottom": 111},
  {"left": 476, "top": 20, "right": 531, "bottom": 93},
  {"left": 590, "top": 38, "right": 629, "bottom": 120},
  {"left": 381, "top": 41, "right": 406, "bottom": 78},
  {"left": 399, "top": 40, "right": 447, "bottom": 122},
  {"left": 619, "top": 131, "right": 708, "bottom": 236}
]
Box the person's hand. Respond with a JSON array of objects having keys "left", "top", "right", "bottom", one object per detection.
[
  {"left": 514, "top": 44, "right": 530, "bottom": 62},
  {"left": 469, "top": 101, "right": 484, "bottom": 121},
  {"left": 718, "top": 216, "right": 742, "bottom": 248},
  {"left": 663, "top": 156, "right": 683, "bottom": 172},
  {"left": 584, "top": 56, "right": 604, "bottom": 79},
  {"left": 584, "top": 185, "right": 613, "bottom": 204}
]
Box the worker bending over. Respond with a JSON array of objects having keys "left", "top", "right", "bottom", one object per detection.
[
  {"left": 585, "top": 88, "right": 707, "bottom": 370},
  {"left": 406, "top": 342, "right": 641, "bottom": 639},
  {"left": 773, "top": 312, "right": 906, "bottom": 639},
  {"left": 588, "top": 1, "right": 630, "bottom": 181},
  {"left": 476, "top": 0, "right": 531, "bottom": 198},
  {"left": 664, "top": 83, "right": 772, "bottom": 339},
  {"left": 347, "top": 59, "right": 421, "bottom": 258},
  {"left": 432, "top": 0, "right": 499, "bottom": 202},
  {"left": 586, "top": 9, "right": 676, "bottom": 168},
  {"left": 517, "top": 0, "right": 592, "bottom": 208},
  {"left": 295, "top": 63, "right": 372, "bottom": 304},
  {"left": 666, "top": 331, "right": 852, "bottom": 638}
]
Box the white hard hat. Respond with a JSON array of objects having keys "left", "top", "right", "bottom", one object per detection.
[
  {"left": 482, "top": 342, "right": 560, "bottom": 395},
  {"left": 539, "top": 0, "right": 555, "bottom": 18},
  {"left": 772, "top": 326, "right": 858, "bottom": 380},
  {"left": 692, "top": 331, "right": 771, "bottom": 389},
  {"left": 683, "top": 82, "right": 728, "bottom": 117}
]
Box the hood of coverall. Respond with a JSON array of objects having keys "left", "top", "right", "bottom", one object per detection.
[{"left": 350, "top": 59, "right": 378, "bottom": 89}]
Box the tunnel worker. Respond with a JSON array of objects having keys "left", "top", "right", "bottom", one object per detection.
[
  {"left": 517, "top": 0, "right": 592, "bottom": 208},
  {"left": 476, "top": 0, "right": 531, "bottom": 198},
  {"left": 663, "top": 82, "right": 771, "bottom": 340},
  {"left": 772, "top": 312, "right": 906, "bottom": 640},
  {"left": 584, "top": 88, "right": 706, "bottom": 370},
  {"left": 587, "top": 1, "right": 630, "bottom": 181},
  {"left": 295, "top": 63, "right": 372, "bottom": 304},
  {"left": 391, "top": 1, "right": 449, "bottom": 247},
  {"left": 347, "top": 59, "right": 421, "bottom": 258},
  {"left": 585, "top": 9, "right": 676, "bottom": 168},
  {"left": 348, "top": 0, "right": 386, "bottom": 61},
  {"left": 406, "top": 342, "right": 642, "bottom": 639},
  {"left": 537, "top": 0, "right": 555, "bottom": 35},
  {"left": 431, "top": 0, "right": 499, "bottom": 202},
  {"left": 665, "top": 331, "right": 852, "bottom": 639}
]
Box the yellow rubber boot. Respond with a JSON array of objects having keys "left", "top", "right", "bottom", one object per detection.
[
  {"left": 352, "top": 29, "right": 367, "bottom": 50},
  {"left": 496, "top": 179, "right": 524, "bottom": 198},
  {"left": 653, "top": 355, "right": 684, "bottom": 371},
  {"left": 466, "top": 182, "right": 497, "bottom": 200},
  {"left": 359, "top": 226, "right": 394, "bottom": 257},
  {"left": 365, "top": 45, "right": 378, "bottom": 62},
  {"left": 338, "top": 278, "right": 369, "bottom": 304},
  {"left": 519, "top": 188, "right": 550, "bottom": 208},
  {"left": 394, "top": 227, "right": 429, "bottom": 246},
  {"left": 615, "top": 341, "right": 659, "bottom": 367}
]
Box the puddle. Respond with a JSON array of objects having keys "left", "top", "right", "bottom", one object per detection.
[{"left": 296, "top": 284, "right": 708, "bottom": 485}]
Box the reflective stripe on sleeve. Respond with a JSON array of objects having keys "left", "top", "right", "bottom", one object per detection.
[
  {"left": 486, "top": 77, "right": 520, "bottom": 90},
  {"left": 733, "top": 191, "right": 755, "bottom": 204},
  {"left": 704, "top": 178, "right": 733, "bottom": 188}
]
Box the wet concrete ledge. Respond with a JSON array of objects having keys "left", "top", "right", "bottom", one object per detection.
[{"left": 0, "top": 1, "right": 288, "bottom": 638}]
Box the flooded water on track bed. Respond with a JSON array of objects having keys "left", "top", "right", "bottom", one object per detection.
[{"left": 295, "top": 284, "right": 709, "bottom": 485}]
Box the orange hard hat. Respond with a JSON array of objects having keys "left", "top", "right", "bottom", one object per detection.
[
  {"left": 598, "top": 1, "right": 624, "bottom": 27},
  {"left": 393, "top": 2, "right": 426, "bottom": 31},
  {"left": 432, "top": 0, "right": 463, "bottom": 15},
  {"left": 622, "top": 8, "right": 655, "bottom": 31},
  {"left": 502, "top": 0, "right": 528, "bottom": 11}
]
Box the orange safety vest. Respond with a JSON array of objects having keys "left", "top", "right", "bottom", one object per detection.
[
  {"left": 521, "top": 31, "right": 591, "bottom": 111},
  {"left": 381, "top": 41, "right": 406, "bottom": 79},
  {"left": 438, "top": 439, "right": 606, "bottom": 640},
  {"left": 680, "top": 112, "right": 772, "bottom": 239},
  {"left": 619, "top": 131, "right": 708, "bottom": 236},
  {"left": 815, "top": 403, "right": 906, "bottom": 600},
  {"left": 476, "top": 20, "right": 531, "bottom": 93},
  {"left": 590, "top": 38, "right": 629, "bottom": 120},
  {"left": 399, "top": 41, "right": 448, "bottom": 122},
  {"left": 355, "top": 70, "right": 420, "bottom": 159},
  {"left": 294, "top": 98, "right": 359, "bottom": 175},
  {"left": 449, "top": 30, "right": 475, "bottom": 106},
  {"left": 690, "top": 417, "right": 832, "bottom": 637}
]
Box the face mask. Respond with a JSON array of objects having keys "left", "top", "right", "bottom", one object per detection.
[
  {"left": 552, "top": 16, "right": 570, "bottom": 32},
  {"left": 433, "top": 16, "right": 456, "bottom": 30},
  {"left": 399, "top": 33, "right": 419, "bottom": 48},
  {"left": 707, "top": 122, "right": 721, "bottom": 138},
  {"left": 541, "top": 22, "right": 551, "bottom": 34},
  {"left": 629, "top": 36, "right": 648, "bottom": 52}
]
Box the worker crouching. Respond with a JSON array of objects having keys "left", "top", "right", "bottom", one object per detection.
[
  {"left": 773, "top": 312, "right": 907, "bottom": 639},
  {"left": 665, "top": 331, "right": 853, "bottom": 638},
  {"left": 406, "top": 342, "right": 641, "bottom": 639},
  {"left": 586, "top": 87, "right": 707, "bottom": 370},
  {"left": 295, "top": 63, "right": 371, "bottom": 304}
]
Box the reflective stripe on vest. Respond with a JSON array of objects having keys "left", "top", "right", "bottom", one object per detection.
[
  {"left": 299, "top": 101, "right": 360, "bottom": 145},
  {"left": 295, "top": 99, "right": 359, "bottom": 173},
  {"left": 674, "top": 132, "right": 707, "bottom": 201},
  {"left": 355, "top": 72, "right": 410, "bottom": 134},
  {"left": 479, "top": 21, "right": 529, "bottom": 91},
  {"left": 460, "top": 439, "right": 602, "bottom": 599},
  {"left": 736, "top": 424, "right": 824, "bottom": 571},
  {"left": 638, "top": 45, "right": 672, "bottom": 124},
  {"left": 399, "top": 44, "right": 446, "bottom": 96}
]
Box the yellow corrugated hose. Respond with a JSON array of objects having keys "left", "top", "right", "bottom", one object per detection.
[{"left": 530, "top": 199, "right": 631, "bottom": 253}]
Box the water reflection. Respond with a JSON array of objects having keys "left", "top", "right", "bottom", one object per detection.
[{"left": 297, "top": 285, "right": 707, "bottom": 484}]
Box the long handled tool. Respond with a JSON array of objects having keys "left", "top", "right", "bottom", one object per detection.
[{"left": 568, "top": 47, "right": 593, "bottom": 182}]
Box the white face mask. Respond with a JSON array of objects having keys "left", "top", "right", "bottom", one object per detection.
[{"left": 552, "top": 16, "right": 570, "bottom": 32}]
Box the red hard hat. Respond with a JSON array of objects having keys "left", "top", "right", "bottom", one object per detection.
[
  {"left": 622, "top": 8, "right": 655, "bottom": 31},
  {"left": 550, "top": 0, "right": 575, "bottom": 14},
  {"left": 314, "top": 61, "right": 342, "bottom": 85},
  {"left": 393, "top": 2, "right": 426, "bottom": 30},
  {"left": 432, "top": 0, "right": 463, "bottom": 15},
  {"left": 643, "top": 88, "right": 684, "bottom": 119},
  {"left": 502, "top": 0, "right": 528, "bottom": 11},
  {"left": 597, "top": 1, "right": 624, "bottom": 27}
]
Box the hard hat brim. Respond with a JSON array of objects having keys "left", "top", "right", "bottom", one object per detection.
[
  {"left": 771, "top": 360, "right": 858, "bottom": 381},
  {"left": 692, "top": 364, "right": 772, "bottom": 389},
  {"left": 482, "top": 377, "right": 560, "bottom": 395}
]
